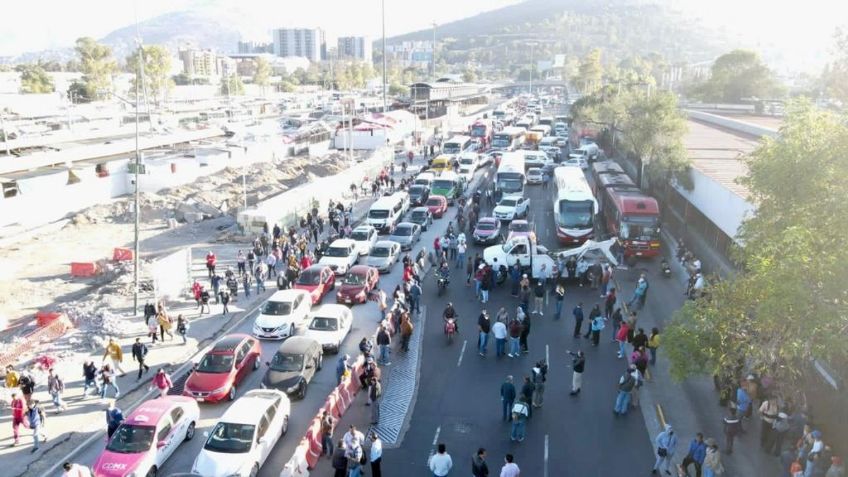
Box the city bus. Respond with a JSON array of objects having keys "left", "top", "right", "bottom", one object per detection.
[
  {"left": 595, "top": 173, "right": 638, "bottom": 212},
  {"left": 590, "top": 161, "right": 627, "bottom": 194},
  {"left": 492, "top": 127, "right": 526, "bottom": 151},
  {"left": 600, "top": 187, "right": 662, "bottom": 263},
  {"left": 469, "top": 120, "right": 493, "bottom": 147},
  {"left": 494, "top": 152, "right": 526, "bottom": 198},
  {"left": 443, "top": 135, "right": 475, "bottom": 155},
  {"left": 553, "top": 167, "right": 598, "bottom": 245}
]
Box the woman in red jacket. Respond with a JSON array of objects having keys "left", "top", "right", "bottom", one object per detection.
[{"left": 616, "top": 319, "right": 631, "bottom": 359}]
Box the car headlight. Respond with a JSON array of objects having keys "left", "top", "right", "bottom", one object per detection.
[
  {"left": 211, "top": 385, "right": 230, "bottom": 395},
  {"left": 286, "top": 382, "right": 300, "bottom": 394},
  {"left": 275, "top": 323, "right": 289, "bottom": 332}
]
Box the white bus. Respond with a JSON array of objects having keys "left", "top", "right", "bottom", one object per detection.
[
  {"left": 492, "top": 127, "right": 526, "bottom": 151},
  {"left": 553, "top": 167, "right": 598, "bottom": 245},
  {"left": 495, "top": 152, "right": 526, "bottom": 198},
  {"left": 443, "top": 135, "right": 475, "bottom": 155}
]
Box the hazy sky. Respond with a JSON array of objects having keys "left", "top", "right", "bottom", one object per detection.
[{"left": 2, "top": 0, "right": 845, "bottom": 72}]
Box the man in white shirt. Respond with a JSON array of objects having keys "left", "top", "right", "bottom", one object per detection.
[
  {"left": 343, "top": 425, "right": 365, "bottom": 451},
  {"left": 62, "top": 462, "right": 92, "bottom": 477},
  {"left": 429, "top": 443, "right": 453, "bottom": 476},
  {"left": 492, "top": 315, "right": 508, "bottom": 357},
  {"left": 500, "top": 454, "right": 520, "bottom": 477},
  {"left": 369, "top": 431, "right": 383, "bottom": 477}
]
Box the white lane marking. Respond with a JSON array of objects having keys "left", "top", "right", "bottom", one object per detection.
[
  {"left": 544, "top": 434, "right": 550, "bottom": 477},
  {"left": 546, "top": 344, "right": 550, "bottom": 369},
  {"left": 427, "top": 425, "right": 442, "bottom": 465},
  {"left": 457, "top": 339, "right": 467, "bottom": 367}
]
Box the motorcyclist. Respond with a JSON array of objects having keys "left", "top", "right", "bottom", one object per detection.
[
  {"left": 443, "top": 302, "right": 458, "bottom": 333},
  {"left": 437, "top": 261, "right": 451, "bottom": 282}
]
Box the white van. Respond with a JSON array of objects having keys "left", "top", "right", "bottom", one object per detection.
[
  {"left": 366, "top": 193, "right": 407, "bottom": 233},
  {"left": 570, "top": 143, "right": 599, "bottom": 162}
]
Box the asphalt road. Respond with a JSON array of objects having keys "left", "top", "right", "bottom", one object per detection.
[
  {"left": 70, "top": 159, "right": 492, "bottom": 477},
  {"left": 379, "top": 154, "right": 657, "bottom": 476}
]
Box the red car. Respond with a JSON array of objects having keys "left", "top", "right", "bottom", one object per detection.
[
  {"left": 425, "top": 195, "right": 448, "bottom": 218},
  {"left": 294, "top": 265, "right": 336, "bottom": 305},
  {"left": 183, "top": 334, "right": 261, "bottom": 402},
  {"left": 336, "top": 265, "right": 380, "bottom": 305}
]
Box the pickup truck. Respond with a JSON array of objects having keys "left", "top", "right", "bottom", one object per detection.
[{"left": 483, "top": 235, "right": 554, "bottom": 279}]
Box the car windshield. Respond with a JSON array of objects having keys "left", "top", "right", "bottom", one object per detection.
[
  {"left": 262, "top": 300, "right": 292, "bottom": 316},
  {"left": 350, "top": 230, "right": 370, "bottom": 241},
  {"left": 414, "top": 179, "right": 430, "bottom": 186},
  {"left": 409, "top": 186, "right": 425, "bottom": 196},
  {"left": 325, "top": 246, "right": 351, "bottom": 257},
  {"left": 270, "top": 352, "right": 304, "bottom": 372},
  {"left": 369, "top": 210, "right": 389, "bottom": 219},
  {"left": 425, "top": 198, "right": 442, "bottom": 206},
  {"left": 510, "top": 222, "right": 530, "bottom": 232},
  {"left": 499, "top": 199, "right": 517, "bottom": 207},
  {"left": 432, "top": 180, "right": 453, "bottom": 189},
  {"left": 476, "top": 221, "right": 496, "bottom": 231},
  {"left": 460, "top": 157, "right": 474, "bottom": 165},
  {"left": 309, "top": 317, "right": 339, "bottom": 331},
  {"left": 411, "top": 211, "right": 427, "bottom": 221},
  {"left": 393, "top": 226, "right": 413, "bottom": 237},
  {"left": 371, "top": 247, "right": 391, "bottom": 258},
  {"left": 196, "top": 353, "right": 234, "bottom": 373},
  {"left": 344, "top": 273, "right": 366, "bottom": 285},
  {"left": 296, "top": 270, "right": 321, "bottom": 285},
  {"left": 558, "top": 201, "right": 594, "bottom": 229},
  {"left": 528, "top": 170, "right": 542, "bottom": 177},
  {"left": 621, "top": 216, "right": 660, "bottom": 241},
  {"left": 203, "top": 422, "right": 255, "bottom": 454},
  {"left": 106, "top": 424, "right": 155, "bottom": 453}
]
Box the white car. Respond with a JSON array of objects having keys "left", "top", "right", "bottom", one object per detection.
[
  {"left": 523, "top": 150, "right": 551, "bottom": 169},
  {"left": 526, "top": 168, "right": 544, "bottom": 185},
  {"left": 302, "top": 304, "right": 353, "bottom": 353},
  {"left": 253, "top": 289, "right": 312, "bottom": 340},
  {"left": 318, "top": 239, "right": 359, "bottom": 275},
  {"left": 192, "top": 389, "right": 291, "bottom": 477},
  {"left": 562, "top": 157, "right": 588, "bottom": 170},
  {"left": 349, "top": 225, "right": 378, "bottom": 256},
  {"left": 458, "top": 152, "right": 480, "bottom": 173},
  {"left": 493, "top": 196, "right": 530, "bottom": 221}
]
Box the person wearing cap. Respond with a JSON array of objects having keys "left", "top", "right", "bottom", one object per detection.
[
  {"left": 653, "top": 424, "right": 678, "bottom": 475},
  {"left": 702, "top": 438, "right": 724, "bottom": 477},
  {"left": 681, "top": 433, "right": 707, "bottom": 477}
]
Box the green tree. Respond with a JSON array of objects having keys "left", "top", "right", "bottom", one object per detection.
[
  {"left": 821, "top": 28, "right": 848, "bottom": 104},
  {"left": 220, "top": 74, "right": 245, "bottom": 96},
  {"left": 67, "top": 81, "right": 89, "bottom": 103},
  {"left": 462, "top": 67, "right": 478, "bottom": 83},
  {"left": 253, "top": 57, "right": 271, "bottom": 94},
  {"left": 693, "top": 49, "right": 783, "bottom": 102},
  {"left": 19, "top": 64, "right": 55, "bottom": 93},
  {"left": 126, "top": 45, "right": 173, "bottom": 105},
  {"left": 664, "top": 101, "right": 848, "bottom": 387},
  {"left": 574, "top": 48, "right": 603, "bottom": 94},
  {"left": 74, "top": 37, "right": 117, "bottom": 101}
]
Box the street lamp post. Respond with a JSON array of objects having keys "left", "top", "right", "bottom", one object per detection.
[{"left": 529, "top": 42, "right": 536, "bottom": 96}]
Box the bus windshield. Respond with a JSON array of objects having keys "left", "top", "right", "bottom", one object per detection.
[
  {"left": 443, "top": 143, "right": 463, "bottom": 154},
  {"left": 471, "top": 125, "right": 487, "bottom": 137},
  {"left": 620, "top": 216, "right": 660, "bottom": 241},
  {"left": 492, "top": 136, "right": 511, "bottom": 148},
  {"left": 497, "top": 179, "right": 523, "bottom": 194},
  {"left": 557, "top": 201, "right": 594, "bottom": 229}
]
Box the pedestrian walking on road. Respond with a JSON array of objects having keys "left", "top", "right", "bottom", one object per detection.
[
  {"left": 702, "top": 438, "right": 724, "bottom": 477},
  {"left": 219, "top": 289, "right": 230, "bottom": 315},
  {"left": 628, "top": 274, "right": 649, "bottom": 310},
  {"left": 681, "top": 433, "right": 707, "bottom": 477},
  {"left": 332, "top": 441, "right": 348, "bottom": 477},
  {"left": 176, "top": 315, "right": 189, "bottom": 344},
  {"left": 211, "top": 272, "right": 222, "bottom": 303},
  {"left": 321, "top": 410, "right": 335, "bottom": 457},
  {"left": 472, "top": 448, "right": 489, "bottom": 477},
  {"left": 500, "top": 376, "right": 516, "bottom": 422},
  {"left": 158, "top": 311, "right": 174, "bottom": 341},
  {"left": 102, "top": 338, "right": 127, "bottom": 376},
  {"left": 554, "top": 283, "right": 565, "bottom": 320},
  {"left": 429, "top": 443, "right": 453, "bottom": 477},
  {"left": 531, "top": 360, "right": 547, "bottom": 407},
  {"left": 26, "top": 400, "right": 47, "bottom": 452},
  {"left": 589, "top": 310, "right": 607, "bottom": 346},
  {"left": 82, "top": 360, "right": 100, "bottom": 397},
  {"left": 99, "top": 363, "right": 120, "bottom": 399},
  {"left": 10, "top": 391, "right": 24, "bottom": 446},
  {"left": 567, "top": 350, "right": 585, "bottom": 395},
  {"left": 584, "top": 304, "right": 601, "bottom": 339},
  {"left": 722, "top": 408, "right": 742, "bottom": 454},
  {"left": 493, "top": 310, "right": 507, "bottom": 357},
  {"left": 369, "top": 432, "right": 383, "bottom": 477},
  {"left": 616, "top": 317, "right": 632, "bottom": 359},
  {"left": 532, "top": 280, "right": 545, "bottom": 315},
  {"left": 653, "top": 424, "right": 678, "bottom": 475},
  {"left": 510, "top": 399, "right": 530, "bottom": 442},
  {"left": 46, "top": 368, "right": 68, "bottom": 412},
  {"left": 205, "top": 250, "right": 216, "bottom": 278},
  {"left": 478, "top": 310, "right": 491, "bottom": 356},
  {"left": 518, "top": 282, "right": 530, "bottom": 314},
  {"left": 236, "top": 250, "right": 246, "bottom": 276},
  {"left": 131, "top": 338, "right": 150, "bottom": 380},
  {"left": 500, "top": 454, "right": 520, "bottom": 477},
  {"left": 199, "top": 287, "right": 211, "bottom": 314},
  {"left": 517, "top": 307, "right": 530, "bottom": 354},
  {"left": 507, "top": 313, "right": 522, "bottom": 358},
  {"left": 572, "top": 302, "right": 584, "bottom": 338},
  {"left": 520, "top": 376, "right": 535, "bottom": 418},
  {"left": 242, "top": 273, "right": 253, "bottom": 298},
  {"left": 19, "top": 369, "right": 35, "bottom": 405},
  {"left": 150, "top": 368, "right": 173, "bottom": 398},
  {"left": 613, "top": 364, "right": 637, "bottom": 415}
]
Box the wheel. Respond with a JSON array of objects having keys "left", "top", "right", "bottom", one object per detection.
[
  {"left": 228, "top": 386, "right": 237, "bottom": 401},
  {"left": 145, "top": 467, "right": 157, "bottom": 477},
  {"left": 281, "top": 415, "right": 289, "bottom": 435},
  {"left": 253, "top": 356, "right": 260, "bottom": 371},
  {"left": 249, "top": 464, "right": 259, "bottom": 477},
  {"left": 298, "top": 382, "right": 307, "bottom": 399},
  {"left": 317, "top": 354, "right": 324, "bottom": 371},
  {"left": 184, "top": 422, "right": 196, "bottom": 441}
]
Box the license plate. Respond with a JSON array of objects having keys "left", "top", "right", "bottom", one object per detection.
[
  {"left": 636, "top": 252, "right": 643, "bottom": 256},
  {"left": 345, "top": 298, "right": 352, "bottom": 303},
  {"left": 195, "top": 397, "right": 204, "bottom": 402}
]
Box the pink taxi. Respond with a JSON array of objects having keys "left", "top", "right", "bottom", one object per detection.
[{"left": 93, "top": 396, "right": 200, "bottom": 477}]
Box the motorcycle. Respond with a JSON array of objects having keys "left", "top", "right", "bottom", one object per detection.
[
  {"left": 437, "top": 274, "right": 450, "bottom": 296},
  {"left": 444, "top": 318, "right": 457, "bottom": 344},
  {"left": 660, "top": 258, "right": 671, "bottom": 278}
]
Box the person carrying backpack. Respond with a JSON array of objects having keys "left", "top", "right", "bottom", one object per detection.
[
  {"left": 531, "top": 360, "right": 548, "bottom": 408},
  {"left": 613, "top": 364, "right": 638, "bottom": 415}
]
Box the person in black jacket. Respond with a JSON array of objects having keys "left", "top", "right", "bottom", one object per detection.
[
  {"left": 472, "top": 448, "right": 490, "bottom": 477},
  {"left": 332, "top": 441, "right": 348, "bottom": 477},
  {"left": 131, "top": 338, "right": 150, "bottom": 380},
  {"left": 584, "top": 304, "right": 602, "bottom": 339},
  {"left": 567, "top": 350, "right": 585, "bottom": 395}
]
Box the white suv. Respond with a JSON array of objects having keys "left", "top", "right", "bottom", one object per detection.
[
  {"left": 253, "top": 289, "right": 312, "bottom": 340},
  {"left": 318, "top": 239, "right": 359, "bottom": 275},
  {"left": 349, "top": 225, "right": 378, "bottom": 256},
  {"left": 493, "top": 196, "right": 530, "bottom": 221}
]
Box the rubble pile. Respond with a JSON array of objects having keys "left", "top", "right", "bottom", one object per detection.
[
  {"left": 56, "top": 299, "right": 142, "bottom": 338},
  {"left": 68, "top": 154, "right": 350, "bottom": 226}
]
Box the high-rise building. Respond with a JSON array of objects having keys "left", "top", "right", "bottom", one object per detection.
[
  {"left": 337, "top": 36, "right": 372, "bottom": 63},
  {"left": 179, "top": 49, "right": 217, "bottom": 76},
  {"left": 272, "top": 28, "right": 325, "bottom": 62},
  {"left": 237, "top": 41, "right": 273, "bottom": 54}
]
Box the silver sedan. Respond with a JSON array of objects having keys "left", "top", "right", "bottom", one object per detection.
[
  {"left": 366, "top": 240, "right": 402, "bottom": 273},
  {"left": 387, "top": 222, "right": 422, "bottom": 251}
]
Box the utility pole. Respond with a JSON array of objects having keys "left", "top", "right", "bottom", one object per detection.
[
  {"left": 133, "top": 42, "right": 143, "bottom": 315},
  {"left": 431, "top": 22, "right": 437, "bottom": 81},
  {"left": 529, "top": 42, "right": 536, "bottom": 96},
  {"left": 381, "top": 0, "right": 387, "bottom": 113}
]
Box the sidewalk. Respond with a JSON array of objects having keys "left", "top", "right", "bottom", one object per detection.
[{"left": 0, "top": 176, "right": 387, "bottom": 477}]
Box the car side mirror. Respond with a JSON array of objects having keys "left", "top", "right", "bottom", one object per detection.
[{"left": 157, "top": 440, "right": 167, "bottom": 449}]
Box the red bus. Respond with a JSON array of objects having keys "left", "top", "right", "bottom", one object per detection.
[
  {"left": 601, "top": 187, "right": 661, "bottom": 261},
  {"left": 469, "top": 119, "right": 492, "bottom": 148},
  {"left": 589, "top": 161, "right": 626, "bottom": 194}
]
